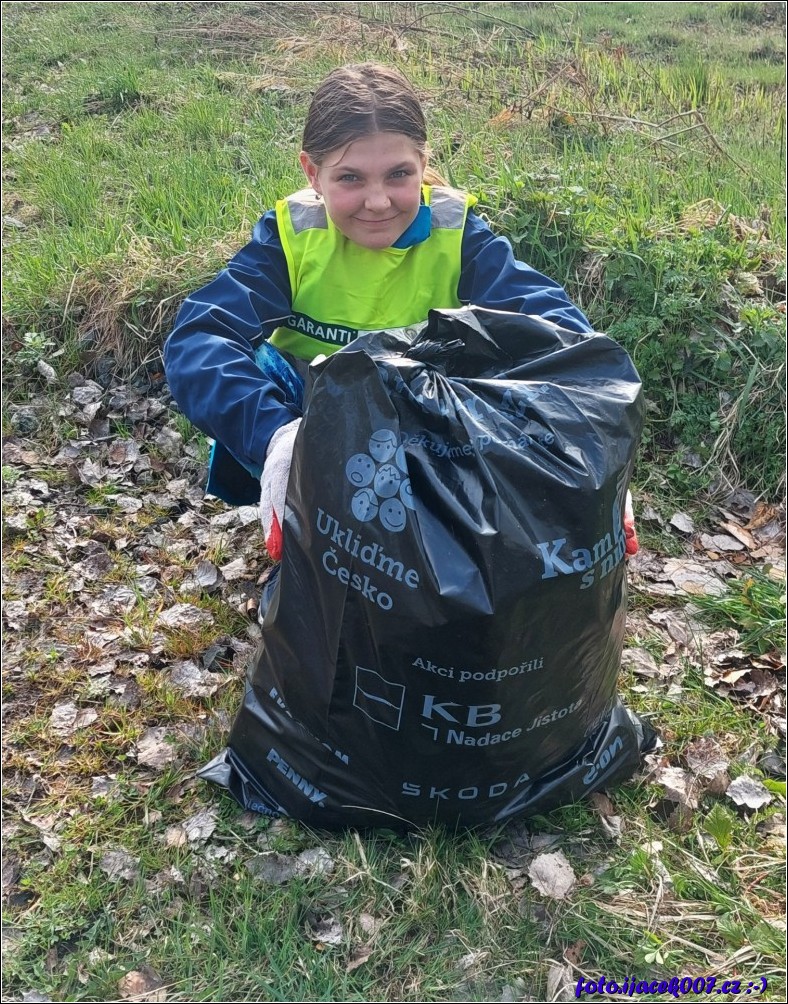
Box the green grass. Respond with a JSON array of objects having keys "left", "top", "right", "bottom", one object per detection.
[
  {"left": 3, "top": 1, "right": 785, "bottom": 494},
  {"left": 692, "top": 570, "right": 786, "bottom": 656}
]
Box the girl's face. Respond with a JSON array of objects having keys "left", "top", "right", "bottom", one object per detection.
[{"left": 300, "top": 132, "right": 426, "bottom": 250}]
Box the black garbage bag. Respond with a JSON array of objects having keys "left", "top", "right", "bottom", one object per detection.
[{"left": 200, "top": 306, "right": 657, "bottom": 828}]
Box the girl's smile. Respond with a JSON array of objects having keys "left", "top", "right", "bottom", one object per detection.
[{"left": 300, "top": 132, "right": 426, "bottom": 250}]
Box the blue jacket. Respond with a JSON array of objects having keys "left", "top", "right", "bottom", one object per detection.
[{"left": 164, "top": 207, "right": 593, "bottom": 505}]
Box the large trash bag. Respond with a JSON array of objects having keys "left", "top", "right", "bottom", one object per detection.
[{"left": 200, "top": 307, "right": 657, "bottom": 828}]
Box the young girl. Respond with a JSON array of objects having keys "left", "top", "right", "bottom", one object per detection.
[{"left": 164, "top": 62, "right": 608, "bottom": 560}]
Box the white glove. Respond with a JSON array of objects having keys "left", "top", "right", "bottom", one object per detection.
[
  {"left": 624, "top": 489, "right": 639, "bottom": 557},
  {"left": 259, "top": 418, "right": 301, "bottom": 561}
]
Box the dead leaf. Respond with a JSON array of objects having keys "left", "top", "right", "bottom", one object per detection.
[
  {"left": 164, "top": 809, "right": 217, "bottom": 848},
  {"left": 653, "top": 765, "right": 699, "bottom": 809},
  {"left": 295, "top": 847, "right": 335, "bottom": 876},
  {"left": 100, "top": 849, "right": 140, "bottom": 882},
  {"left": 153, "top": 427, "right": 183, "bottom": 461},
  {"left": 527, "top": 850, "right": 576, "bottom": 900},
  {"left": 358, "top": 912, "right": 383, "bottom": 938},
  {"left": 647, "top": 607, "right": 698, "bottom": 647},
  {"left": 719, "top": 521, "right": 758, "bottom": 550},
  {"left": 135, "top": 727, "right": 178, "bottom": 771},
  {"left": 246, "top": 852, "right": 297, "bottom": 885},
  {"left": 49, "top": 702, "right": 98, "bottom": 737},
  {"left": 98, "top": 585, "right": 137, "bottom": 614},
  {"left": 3, "top": 600, "right": 30, "bottom": 631},
  {"left": 245, "top": 847, "right": 334, "bottom": 885},
  {"left": 219, "top": 557, "right": 248, "bottom": 581},
  {"left": 168, "top": 660, "right": 224, "bottom": 698},
  {"left": 726, "top": 775, "right": 773, "bottom": 810},
  {"left": 701, "top": 533, "right": 745, "bottom": 553},
  {"left": 684, "top": 737, "right": 730, "bottom": 779},
  {"left": 157, "top": 603, "right": 214, "bottom": 631},
  {"left": 307, "top": 915, "right": 344, "bottom": 946},
  {"left": 620, "top": 648, "right": 663, "bottom": 678},
  {"left": 346, "top": 945, "right": 373, "bottom": 972},
  {"left": 183, "top": 560, "right": 222, "bottom": 592},
  {"left": 669, "top": 512, "right": 695, "bottom": 534},
  {"left": 2, "top": 855, "right": 21, "bottom": 894},
  {"left": 546, "top": 960, "right": 574, "bottom": 1002},
  {"left": 77, "top": 458, "right": 105, "bottom": 485},
  {"left": 745, "top": 502, "right": 783, "bottom": 532},
  {"left": 71, "top": 382, "right": 104, "bottom": 406},
  {"left": 118, "top": 966, "right": 167, "bottom": 1002},
  {"left": 107, "top": 494, "right": 143, "bottom": 514},
  {"left": 564, "top": 940, "right": 585, "bottom": 966},
  {"left": 91, "top": 776, "right": 120, "bottom": 800},
  {"left": 587, "top": 791, "right": 624, "bottom": 840},
  {"left": 662, "top": 559, "right": 727, "bottom": 596}
]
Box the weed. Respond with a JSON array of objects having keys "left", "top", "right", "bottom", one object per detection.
[{"left": 692, "top": 570, "right": 786, "bottom": 655}]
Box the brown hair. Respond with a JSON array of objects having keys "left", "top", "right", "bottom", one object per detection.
[{"left": 302, "top": 62, "right": 428, "bottom": 165}]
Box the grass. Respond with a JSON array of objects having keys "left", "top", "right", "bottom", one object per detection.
[
  {"left": 692, "top": 571, "right": 786, "bottom": 656},
  {"left": 2, "top": 3, "right": 786, "bottom": 1002},
  {"left": 3, "top": 1, "right": 785, "bottom": 493}
]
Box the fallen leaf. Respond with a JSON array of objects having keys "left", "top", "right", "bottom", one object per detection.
[
  {"left": 358, "top": 912, "right": 383, "bottom": 938},
  {"left": 49, "top": 702, "right": 98, "bottom": 737},
  {"left": 2, "top": 855, "right": 21, "bottom": 894},
  {"left": 135, "top": 727, "right": 178, "bottom": 770},
  {"left": 100, "top": 849, "right": 140, "bottom": 882},
  {"left": 157, "top": 603, "right": 214, "bottom": 630},
  {"left": 295, "top": 847, "right": 335, "bottom": 876},
  {"left": 457, "top": 950, "right": 488, "bottom": 971},
  {"left": 587, "top": 791, "right": 624, "bottom": 840},
  {"left": 701, "top": 533, "right": 745, "bottom": 553},
  {"left": 527, "top": 850, "right": 576, "bottom": 900},
  {"left": 246, "top": 852, "right": 297, "bottom": 885},
  {"left": 219, "top": 557, "right": 248, "bottom": 581},
  {"left": 168, "top": 660, "right": 224, "bottom": 698},
  {"left": 3, "top": 600, "right": 30, "bottom": 631},
  {"left": 546, "top": 960, "right": 574, "bottom": 1002},
  {"left": 684, "top": 737, "right": 730, "bottom": 779},
  {"left": 684, "top": 738, "right": 730, "bottom": 795},
  {"left": 726, "top": 775, "right": 773, "bottom": 810},
  {"left": 669, "top": 512, "right": 695, "bottom": 534},
  {"left": 662, "top": 559, "right": 727, "bottom": 596},
  {"left": 307, "top": 915, "right": 344, "bottom": 946},
  {"left": 118, "top": 966, "right": 167, "bottom": 1002},
  {"left": 346, "top": 945, "right": 373, "bottom": 972},
  {"left": 169, "top": 809, "right": 218, "bottom": 846},
  {"left": 653, "top": 765, "right": 699, "bottom": 809},
  {"left": 647, "top": 608, "right": 698, "bottom": 647},
  {"left": 91, "top": 776, "right": 120, "bottom": 800},
  {"left": 71, "top": 382, "right": 104, "bottom": 406},
  {"left": 181, "top": 560, "right": 222, "bottom": 593},
  {"left": 719, "top": 521, "right": 758, "bottom": 550},
  {"left": 620, "top": 648, "right": 663, "bottom": 678}
]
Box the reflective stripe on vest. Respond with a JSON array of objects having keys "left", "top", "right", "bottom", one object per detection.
[{"left": 270, "top": 184, "right": 475, "bottom": 361}]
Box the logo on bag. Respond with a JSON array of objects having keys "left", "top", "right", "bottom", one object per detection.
[
  {"left": 345, "top": 429, "right": 415, "bottom": 533},
  {"left": 353, "top": 666, "right": 406, "bottom": 730}
]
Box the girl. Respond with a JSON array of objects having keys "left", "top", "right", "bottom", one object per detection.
[{"left": 164, "top": 62, "right": 612, "bottom": 560}]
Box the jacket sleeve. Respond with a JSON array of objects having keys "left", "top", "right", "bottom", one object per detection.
[
  {"left": 163, "top": 212, "right": 301, "bottom": 479},
  {"left": 458, "top": 212, "right": 593, "bottom": 334}
]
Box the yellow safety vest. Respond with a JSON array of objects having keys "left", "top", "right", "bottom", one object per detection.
[{"left": 269, "top": 185, "right": 476, "bottom": 361}]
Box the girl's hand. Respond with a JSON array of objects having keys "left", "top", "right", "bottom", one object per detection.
[{"left": 259, "top": 418, "right": 302, "bottom": 561}]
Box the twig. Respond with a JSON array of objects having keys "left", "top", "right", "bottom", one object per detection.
[
  {"left": 659, "top": 108, "right": 704, "bottom": 128},
  {"left": 696, "top": 113, "right": 754, "bottom": 178},
  {"left": 648, "top": 122, "right": 706, "bottom": 145}
]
